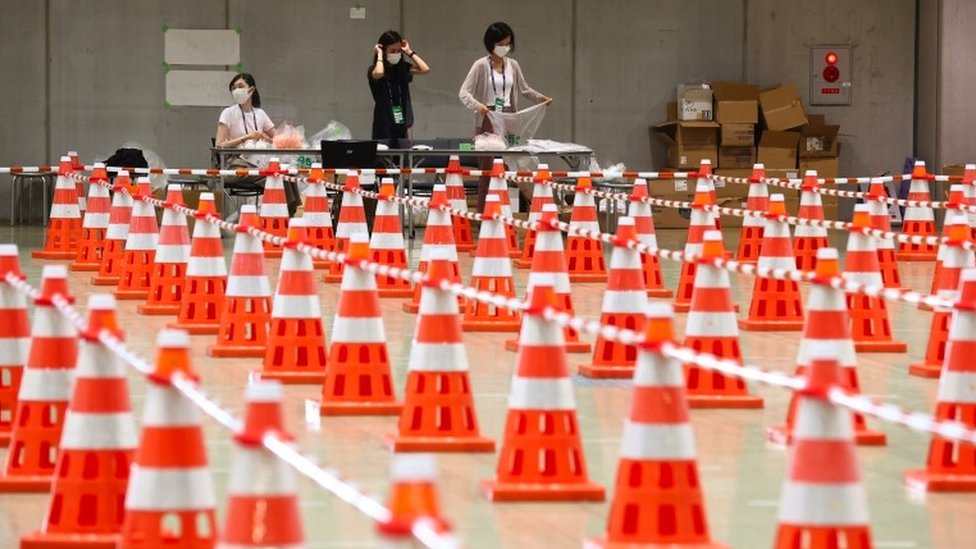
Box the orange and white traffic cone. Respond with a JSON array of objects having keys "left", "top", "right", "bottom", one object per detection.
[
  {"left": 208, "top": 205, "right": 272, "bottom": 358},
  {"left": 321, "top": 233, "right": 401, "bottom": 415},
  {"left": 565, "top": 176, "right": 608, "bottom": 282},
  {"left": 257, "top": 158, "right": 289, "bottom": 259},
  {"left": 793, "top": 170, "right": 829, "bottom": 271},
  {"left": 674, "top": 182, "right": 717, "bottom": 313},
  {"left": 445, "top": 155, "right": 475, "bottom": 252},
  {"left": 386, "top": 248, "right": 494, "bottom": 452},
  {"left": 866, "top": 178, "right": 904, "bottom": 289},
  {"left": 121, "top": 329, "right": 217, "bottom": 548},
  {"left": 767, "top": 247, "right": 886, "bottom": 446},
  {"left": 514, "top": 164, "right": 554, "bottom": 269},
  {"left": 325, "top": 170, "right": 370, "bottom": 283},
  {"left": 683, "top": 231, "right": 763, "bottom": 409},
  {"left": 579, "top": 217, "right": 647, "bottom": 378},
  {"left": 219, "top": 381, "right": 305, "bottom": 549},
  {"left": 21, "top": 294, "right": 137, "bottom": 549},
  {"left": 735, "top": 163, "right": 769, "bottom": 264},
  {"left": 905, "top": 267, "right": 976, "bottom": 491},
  {"left": 371, "top": 178, "right": 412, "bottom": 297},
  {"left": 739, "top": 194, "right": 804, "bottom": 331},
  {"left": 925, "top": 185, "right": 971, "bottom": 304},
  {"left": 629, "top": 178, "right": 672, "bottom": 298},
  {"left": 0, "top": 245, "right": 29, "bottom": 447},
  {"left": 462, "top": 194, "right": 520, "bottom": 332},
  {"left": 115, "top": 177, "right": 159, "bottom": 300},
  {"left": 138, "top": 184, "right": 191, "bottom": 315},
  {"left": 961, "top": 163, "right": 976, "bottom": 241},
  {"left": 303, "top": 163, "right": 337, "bottom": 270},
  {"left": 376, "top": 455, "right": 452, "bottom": 538},
  {"left": 909, "top": 218, "right": 974, "bottom": 378},
  {"left": 403, "top": 184, "right": 462, "bottom": 314},
  {"left": 484, "top": 158, "right": 520, "bottom": 258},
  {"left": 70, "top": 163, "right": 111, "bottom": 272},
  {"left": 68, "top": 151, "right": 85, "bottom": 216},
  {"left": 587, "top": 303, "right": 729, "bottom": 549},
  {"left": 170, "top": 193, "right": 228, "bottom": 335},
  {"left": 32, "top": 156, "right": 83, "bottom": 260},
  {"left": 0, "top": 265, "right": 78, "bottom": 493},
  {"left": 844, "top": 204, "right": 907, "bottom": 352},
  {"left": 896, "top": 160, "right": 938, "bottom": 261},
  {"left": 772, "top": 353, "right": 873, "bottom": 549},
  {"left": 259, "top": 217, "right": 328, "bottom": 385},
  {"left": 696, "top": 159, "right": 720, "bottom": 229},
  {"left": 482, "top": 279, "right": 605, "bottom": 502},
  {"left": 506, "top": 204, "right": 591, "bottom": 354},
  {"left": 92, "top": 171, "right": 134, "bottom": 286}
]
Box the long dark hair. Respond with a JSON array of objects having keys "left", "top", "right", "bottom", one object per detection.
[
  {"left": 228, "top": 72, "right": 261, "bottom": 108},
  {"left": 483, "top": 22, "right": 515, "bottom": 53},
  {"left": 373, "top": 30, "right": 409, "bottom": 78}
]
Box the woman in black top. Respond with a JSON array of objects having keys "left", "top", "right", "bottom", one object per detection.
[{"left": 368, "top": 30, "right": 430, "bottom": 141}]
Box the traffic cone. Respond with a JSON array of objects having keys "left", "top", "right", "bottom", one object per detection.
[
  {"left": 321, "top": 233, "right": 401, "bottom": 415},
  {"left": 587, "top": 303, "right": 729, "bottom": 549},
  {"left": 325, "top": 170, "right": 369, "bottom": 283},
  {"left": 462, "top": 194, "right": 520, "bottom": 332},
  {"left": 69, "top": 163, "right": 111, "bottom": 272},
  {"left": 739, "top": 194, "right": 804, "bottom": 331},
  {"left": 0, "top": 265, "right": 78, "bottom": 493},
  {"left": 138, "top": 184, "right": 190, "bottom": 315},
  {"left": 514, "top": 164, "right": 554, "bottom": 269},
  {"left": 844, "top": 204, "right": 907, "bottom": 353},
  {"left": 565, "top": 176, "right": 608, "bottom": 282},
  {"left": 484, "top": 158, "right": 520, "bottom": 258},
  {"left": 629, "top": 178, "right": 672, "bottom": 298},
  {"left": 445, "top": 155, "right": 475, "bottom": 252},
  {"left": 403, "top": 185, "right": 463, "bottom": 314},
  {"left": 794, "top": 170, "right": 829, "bottom": 271},
  {"left": 376, "top": 455, "right": 452, "bottom": 537},
  {"left": 219, "top": 381, "right": 305, "bottom": 548},
  {"left": 735, "top": 163, "right": 769, "bottom": 264},
  {"left": 92, "top": 171, "right": 134, "bottom": 286},
  {"left": 506, "top": 204, "right": 591, "bottom": 354},
  {"left": 767, "top": 247, "right": 886, "bottom": 446},
  {"left": 32, "top": 156, "right": 83, "bottom": 260},
  {"left": 772, "top": 354, "right": 873, "bottom": 549},
  {"left": 207, "top": 205, "right": 272, "bottom": 358},
  {"left": 866, "top": 178, "right": 903, "bottom": 289},
  {"left": 20, "top": 294, "right": 137, "bottom": 549},
  {"left": 303, "top": 163, "right": 336, "bottom": 270},
  {"left": 259, "top": 217, "right": 328, "bottom": 385},
  {"left": 371, "top": 178, "right": 412, "bottom": 297},
  {"left": 68, "top": 152, "right": 85, "bottom": 216},
  {"left": 683, "top": 231, "right": 763, "bottom": 409},
  {"left": 257, "top": 158, "right": 289, "bottom": 259},
  {"left": 961, "top": 163, "right": 976, "bottom": 241},
  {"left": 909, "top": 219, "right": 974, "bottom": 378},
  {"left": 579, "top": 217, "right": 648, "bottom": 378},
  {"left": 905, "top": 267, "right": 976, "bottom": 491},
  {"left": 674, "top": 182, "right": 717, "bottom": 313},
  {"left": 482, "top": 279, "right": 605, "bottom": 502},
  {"left": 896, "top": 160, "right": 938, "bottom": 261},
  {"left": 0, "top": 245, "right": 30, "bottom": 447},
  {"left": 120, "top": 329, "right": 217, "bottom": 548},
  {"left": 925, "top": 185, "right": 971, "bottom": 303},
  {"left": 696, "top": 159, "right": 721, "bottom": 230},
  {"left": 115, "top": 177, "right": 159, "bottom": 300},
  {"left": 169, "top": 193, "right": 228, "bottom": 335}
]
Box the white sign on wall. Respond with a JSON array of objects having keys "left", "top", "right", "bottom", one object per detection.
[
  {"left": 165, "top": 70, "right": 238, "bottom": 107},
  {"left": 164, "top": 29, "right": 241, "bottom": 107},
  {"left": 164, "top": 29, "right": 240, "bottom": 66}
]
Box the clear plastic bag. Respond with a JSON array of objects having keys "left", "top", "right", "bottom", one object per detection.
[
  {"left": 486, "top": 102, "right": 547, "bottom": 147},
  {"left": 272, "top": 123, "right": 308, "bottom": 149},
  {"left": 309, "top": 120, "right": 352, "bottom": 146}
]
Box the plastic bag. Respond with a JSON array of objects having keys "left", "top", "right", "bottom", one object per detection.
[
  {"left": 273, "top": 124, "right": 308, "bottom": 149},
  {"left": 473, "top": 132, "right": 507, "bottom": 151},
  {"left": 486, "top": 102, "right": 547, "bottom": 148},
  {"left": 309, "top": 120, "right": 352, "bottom": 146}
]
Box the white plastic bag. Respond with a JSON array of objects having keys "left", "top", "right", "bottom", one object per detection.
[
  {"left": 486, "top": 102, "right": 547, "bottom": 147},
  {"left": 309, "top": 120, "right": 352, "bottom": 146}
]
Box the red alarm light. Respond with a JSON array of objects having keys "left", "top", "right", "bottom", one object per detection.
[{"left": 825, "top": 52, "right": 838, "bottom": 65}]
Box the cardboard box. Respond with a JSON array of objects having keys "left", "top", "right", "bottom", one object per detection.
[
  {"left": 711, "top": 81, "right": 759, "bottom": 124},
  {"left": 943, "top": 164, "right": 967, "bottom": 176},
  {"left": 758, "top": 131, "right": 800, "bottom": 169},
  {"left": 714, "top": 169, "right": 754, "bottom": 179},
  {"left": 759, "top": 84, "right": 808, "bottom": 131},
  {"left": 652, "top": 121, "right": 719, "bottom": 169},
  {"left": 667, "top": 101, "right": 678, "bottom": 121},
  {"left": 719, "top": 146, "right": 756, "bottom": 169},
  {"left": 800, "top": 157, "right": 840, "bottom": 178},
  {"left": 720, "top": 123, "right": 755, "bottom": 147},
  {"left": 677, "top": 84, "right": 714, "bottom": 121},
  {"left": 799, "top": 118, "right": 840, "bottom": 158},
  {"left": 646, "top": 178, "right": 693, "bottom": 229}
]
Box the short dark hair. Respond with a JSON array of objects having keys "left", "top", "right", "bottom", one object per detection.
[
  {"left": 228, "top": 72, "right": 261, "bottom": 108},
  {"left": 377, "top": 30, "right": 402, "bottom": 49},
  {"left": 483, "top": 22, "right": 514, "bottom": 53}
]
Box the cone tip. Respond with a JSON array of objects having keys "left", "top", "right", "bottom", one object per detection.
[
  {"left": 119, "top": 170, "right": 130, "bottom": 177},
  {"left": 59, "top": 155, "right": 71, "bottom": 162},
  {"left": 289, "top": 217, "right": 307, "bottom": 228},
  {"left": 853, "top": 203, "right": 870, "bottom": 213},
  {"left": 312, "top": 162, "right": 322, "bottom": 169},
  {"left": 246, "top": 380, "right": 283, "bottom": 402},
  {"left": 617, "top": 216, "right": 635, "bottom": 227},
  {"left": 485, "top": 194, "right": 500, "bottom": 204},
  {"left": 391, "top": 454, "right": 437, "bottom": 481},
  {"left": 157, "top": 329, "right": 190, "bottom": 348},
  {"left": 167, "top": 183, "right": 181, "bottom": 191},
  {"left": 915, "top": 160, "right": 925, "bottom": 167},
  {"left": 427, "top": 248, "right": 452, "bottom": 262},
  {"left": 0, "top": 244, "right": 18, "bottom": 256},
  {"left": 531, "top": 273, "right": 558, "bottom": 288},
  {"left": 804, "top": 170, "right": 817, "bottom": 177},
  {"left": 42, "top": 264, "right": 68, "bottom": 279},
  {"left": 700, "top": 159, "right": 712, "bottom": 166},
  {"left": 753, "top": 163, "right": 764, "bottom": 169},
  {"left": 93, "top": 162, "right": 105, "bottom": 168},
  {"left": 634, "top": 177, "right": 647, "bottom": 185},
  {"left": 88, "top": 293, "right": 116, "bottom": 310},
  {"left": 950, "top": 183, "right": 964, "bottom": 193},
  {"left": 432, "top": 184, "right": 446, "bottom": 192}
]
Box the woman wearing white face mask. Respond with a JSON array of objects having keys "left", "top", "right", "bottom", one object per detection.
[
  {"left": 459, "top": 21, "right": 552, "bottom": 213},
  {"left": 369, "top": 30, "right": 430, "bottom": 142}
]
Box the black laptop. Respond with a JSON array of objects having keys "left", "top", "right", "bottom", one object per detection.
[{"left": 319, "top": 140, "right": 378, "bottom": 170}]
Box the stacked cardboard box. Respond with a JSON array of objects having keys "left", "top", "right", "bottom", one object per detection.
[
  {"left": 798, "top": 114, "right": 841, "bottom": 177},
  {"left": 713, "top": 82, "right": 758, "bottom": 170}
]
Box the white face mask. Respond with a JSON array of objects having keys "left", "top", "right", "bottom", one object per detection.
[
  {"left": 231, "top": 87, "right": 251, "bottom": 105},
  {"left": 386, "top": 52, "right": 402, "bottom": 65},
  {"left": 493, "top": 45, "right": 510, "bottom": 58}
]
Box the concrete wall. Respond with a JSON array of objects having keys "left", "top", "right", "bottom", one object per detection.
[{"left": 936, "top": 0, "right": 976, "bottom": 167}]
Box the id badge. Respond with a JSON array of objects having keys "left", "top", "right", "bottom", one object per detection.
[
  {"left": 392, "top": 105, "right": 405, "bottom": 125},
  {"left": 494, "top": 97, "right": 505, "bottom": 112}
]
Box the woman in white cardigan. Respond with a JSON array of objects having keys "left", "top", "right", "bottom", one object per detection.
[{"left": 459, "top": 21, "right": 552, "bottom": 212}]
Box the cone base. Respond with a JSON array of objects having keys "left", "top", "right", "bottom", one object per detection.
[
  {"left": 0, "top": 433, "right": 8, "bottom": 447},
  {"left": 895, "top": 252, "right": 937, "bottom": 261},
  {"left": 255, "top": 370, "right": 326, "bottom": 385},
  {"left": 91, "top": 276, "right": 120, "bottom": 286},
  {"left": 513, "top": 258, "right": 532, "bottom": 269},
  {"left": 167, "top": 321, "right": 219, "bottom": 335},
  {"left": 738, "top": 318, "right": 804, "bottom": 331},
  {"left": 137, "top": 304, "right": 180, "bottom": 315},
  {"left": 688, "top": 395, "right": 763, "bottom": 409},
  {"left": 383, "top": 432, "right": 495, "bottom": 453},
  {"left": 505, "top": 339, "right": 591, "bottom": 354},
  {"left": 480, "top": 479, "right": 605, "bottom": 502},
  {"left": 31, "top": 250, "right": 76, "bottom": 260},
  {"left": 918, "top": 302, "right": 934, "bottom": 312},
  {"left": 905, "top": 469, "right": 976, "bottom": 492},
  {"left": 68, "top": 263, "right": 100, "bottom": 272},
  {"left": 908, "top": 362, "right": 942, "bottom": 378},
  {"left": 577, "top": 363, "right": 634, "bottom": 379},
  {"left": 0, "top": 475, "right": 53, "bottom": 493},
  {"left": 456, "top": 243, "right": 475, "bottom": 253},
  {"left": 377, "top": 288, "right": 414, "bottom": 298},
  {"left": 264, "top": 250, "right": 283, "bottom": 259},
  {"left": 402, "top": 302, "right": 420, "bottom": 314},
  {"left": 324, "top": 274, "right": 343, "bottom": 283},
  {"left": 312, "top": 260, "right": 331, "bottom": 270},
  {"left": 462, "top": 320, "right": 520, "bottom": 332},
  {"left": 584, "top": 537, "right": 730, "bottom": 549},
  {"left": 21, "top": 532, "right": 118, "bottom": 549},
  {"left": 568, "top": 273, "right": 609, "bottom": 283},
  {"left": 767, "top": 425, "right": 887, "bottom": 446},
  {"left": 206, "top": 345, "right": 265, "bottom": 358},
  {"left": 673, "top": 302, "right": 691, "bottom": 313},
  {"left": 319, "top": 401, "right": 402, "bottom": 416},
  {"left": 646, "top": 288, "right": 674, "bottom": 298},
  {"left": 114, "top": 289, "right": 150, "bottom": 300},
  {"left": 853, "top": 340, "right": 908, "bottom": 353}
]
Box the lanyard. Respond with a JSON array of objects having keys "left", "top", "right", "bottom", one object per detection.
[
  {"left": 239, "top": 106, "right": 257, "bottom": 134},
  {"left": 386, "top": 77, "right": 401, "bottom": 107},
  {"left": 489, "top": 58, "right": 507, "bottom": 101}
]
